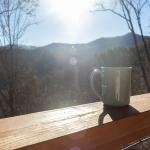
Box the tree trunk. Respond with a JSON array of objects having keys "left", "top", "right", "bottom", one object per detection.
[
  {"left": 8, "top": 87, "right": 15, "bottom": 116},
  {"left": 132, "top": 32, "right": 150, "bottom": 92},
  {"left": 138, "top": 22, "right": 150, "bottom": 64},
  {"left": 9, "top": 46, "right": 16, "bottom": 117}
]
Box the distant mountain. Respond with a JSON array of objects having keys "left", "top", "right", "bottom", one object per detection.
[
  {"left": 0, "top": 32, "right": 149, "bottom": 53},
  {"left": 18, "top": 45, "right": 37, "bottom": 50},
  {"left": 0, "top": 44, "right": 37, "bottom": 50},
  {"left": 35, "top": 32, "right": 147, "bottom": 53},
  {"left": 88, "top": 32, "right": 143, "bottom": 50}
]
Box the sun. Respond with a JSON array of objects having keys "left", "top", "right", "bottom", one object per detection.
[{"left": 48, "top": 0, "right": 95, "bottom": 34}]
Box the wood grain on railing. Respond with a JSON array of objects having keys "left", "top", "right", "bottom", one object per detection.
[
  {"left": 0, "top": 93, "right": 149, "bottom": 150},
  {"left": 20, "top": 110, "right": 150, "bottom": 150}
]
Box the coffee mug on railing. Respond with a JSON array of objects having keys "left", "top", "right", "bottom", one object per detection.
[{"left": 90, "top": 67, "right": 132, "bottom": 106}]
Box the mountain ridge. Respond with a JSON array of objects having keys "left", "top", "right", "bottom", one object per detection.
[
  {"left": 0, "top": 32, "right": 149, "bottom": 53},
  {"left": 33, "top": 32, "right": 148, "bottom": 55}
]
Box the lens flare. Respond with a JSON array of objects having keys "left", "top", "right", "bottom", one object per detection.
[
  {"left": 70, "top": 57, "right": 77, "bottom": 66},
  {"left": 70, "top": 146, "right": 80, "bottom": 150}
]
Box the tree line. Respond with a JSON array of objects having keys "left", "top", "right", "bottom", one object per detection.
[{"left": 0, "top": 0, "right": 39, "bottom": 116}]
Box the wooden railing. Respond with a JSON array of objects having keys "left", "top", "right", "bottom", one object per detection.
[{"left": 0, "top": 93, "right": 150, "bottom": 150}]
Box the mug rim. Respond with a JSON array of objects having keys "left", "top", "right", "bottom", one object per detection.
[{"left": 101, "top": 66, "right": 132, "bottom": 69}]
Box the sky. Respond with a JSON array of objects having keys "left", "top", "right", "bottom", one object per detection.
[{"left": 21, "top": 0, "right": 150, "bottom": 46}]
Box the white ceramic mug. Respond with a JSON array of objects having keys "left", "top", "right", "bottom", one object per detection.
[{"left": 90, "top": 67, "right": 132, "bottom": 106}]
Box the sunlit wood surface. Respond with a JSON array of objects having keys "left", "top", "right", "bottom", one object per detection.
[{"left": 0, "top": 93, "right": 150, "bottom": 150}]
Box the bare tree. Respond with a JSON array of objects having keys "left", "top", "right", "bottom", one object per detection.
[
  {"left": 126, "top": 0, "right": 150, "bottom": 62},
  {"left": 0, "top": 0, "right": 39, "bottom": 117},
  {"left": 94, "top": 0, "right": 150, "bottom": 91},
  {"left": 0, "top": 0, "right": 39, "bottom": 46}
]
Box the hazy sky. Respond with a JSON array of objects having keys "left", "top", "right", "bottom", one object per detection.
[{"left": 21, "top": 0, "right": 150, "bottom": 46}]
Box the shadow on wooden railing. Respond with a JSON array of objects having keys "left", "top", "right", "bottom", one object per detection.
[{"left": 98, "top": 105, "right": 140, "bottom": 125}]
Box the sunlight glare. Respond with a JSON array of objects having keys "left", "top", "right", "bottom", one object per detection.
[{"left": 48, "top": 0, "right": 95, "bottom": 34}]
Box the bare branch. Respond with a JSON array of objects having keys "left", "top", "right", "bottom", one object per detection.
[{"left": 93, "top": 2, "right": 130, "bottom": 21}]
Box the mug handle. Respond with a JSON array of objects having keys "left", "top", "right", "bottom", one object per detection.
[{"left": 90, "top": 69, "right": 103, "bottom": 100}]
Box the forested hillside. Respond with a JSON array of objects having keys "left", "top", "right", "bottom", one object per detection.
[{"left": 0, "top": 33, "right": 150, "bottom": 117}]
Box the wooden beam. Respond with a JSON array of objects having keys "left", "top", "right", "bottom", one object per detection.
[
  {"left": 0, "top": 93, "right": 149, "bottom": 150},
  {"left": 20, "top": 110, "right": 150, "bottom": 150}
]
